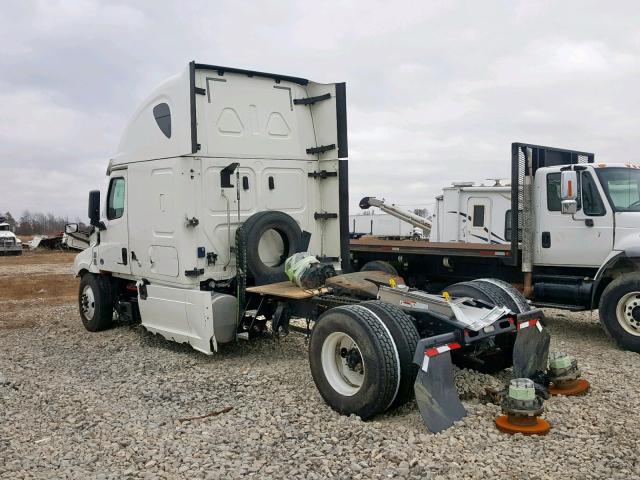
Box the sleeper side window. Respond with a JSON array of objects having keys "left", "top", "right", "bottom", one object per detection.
[
  {"left": 107, "top": 177, "right": 126, "bottom": 220},
  {"left": 472, "top": 205, "right": 485, "bottom": 227}
]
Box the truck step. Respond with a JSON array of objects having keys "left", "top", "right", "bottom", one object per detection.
[{"left": 531, "top": 301, "right": 587, "bottom": 312}]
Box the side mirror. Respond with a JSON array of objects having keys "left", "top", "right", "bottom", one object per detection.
[
  {"left": 560, "top": 170, "right": 578, "bottom": 215},
  {"left": 88, "top": 190, "right": 105, "bottom": 229},
  {"left": 561, "top": 199, "right": 578, "bottom": 214},
  {"left": 561, "top": 171, "right": 577, "bottom": 200},
  {"left": 65, "top": 223, "right": 78, "bottom": 234}
]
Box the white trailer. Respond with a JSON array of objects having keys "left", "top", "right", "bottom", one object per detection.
[{"left": 431, "top": 181, "right": 511, "bottom": 244}]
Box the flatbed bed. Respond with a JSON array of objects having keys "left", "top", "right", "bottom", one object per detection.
[{"left": 349, "top": 238, "right": 512, "bottom": 258}]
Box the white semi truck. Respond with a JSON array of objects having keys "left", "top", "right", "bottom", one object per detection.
[
  {"left": 354, "top": 143, "right": 640, "bottom": 352},
  {"left": 68, "top": 63, "right": 557, "bottom": 433}
]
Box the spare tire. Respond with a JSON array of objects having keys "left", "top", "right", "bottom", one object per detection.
[{"left": 242, "top": 211, "right": 302, "bottom": 282}]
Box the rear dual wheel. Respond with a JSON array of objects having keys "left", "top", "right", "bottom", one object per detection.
[{"left": 309, "top": 302, "right": 419, "bottom": 420}]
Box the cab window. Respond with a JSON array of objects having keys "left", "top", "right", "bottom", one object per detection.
[
  {"left": 547, "top": 172, "right": 583, "bottom": 212},
  {"left": 581, "top": 171, "right": 606, "bottom": 216},
  {"left": 504, "top": 210, "right": 512, "bottom": 242},
  {"left": 107, "top": 177, "right": 125, "bottom": 220},
  {"left": 596, "top": 167, "right": 640, "bottom": 212},
  {"left": 546, "top": 173, "right": 562, "bottom": 211}
]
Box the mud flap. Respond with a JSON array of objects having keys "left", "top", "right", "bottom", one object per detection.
[
  {"left": 414, "top": 348, "right": 466, "bottom": 433},
  {"left": 513, "top": 317, "right": 550, "bottom": 379}
]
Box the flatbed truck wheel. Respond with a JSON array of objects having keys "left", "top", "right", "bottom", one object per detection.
[
  {"left": 445, "top": 279, "right": 528, "bottom": 372},
  {"left": 360, "top": 260, "right": 398, "bottom": 276},
  {"left": 309, "top": 305, "right": 400, "bottom": 420},
  {"left": 359, "top": 301, "right": 420, "bottom": 410},
  {"left": 599, "top": 273, "right": 640, "bottom": 352},
  {"left": 471, "top": 278, "right": 531, "bottom": 314},
  {"left": 78, "top": 273, "right": 114, "bottom": 332}
]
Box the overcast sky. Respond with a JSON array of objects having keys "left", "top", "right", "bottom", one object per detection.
[{"left": 2, "top": 1, "right": 640, "bottom": 220}]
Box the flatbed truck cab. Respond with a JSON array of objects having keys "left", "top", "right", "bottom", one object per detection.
[{"left": 351, "top": 144, "right": 640, "bottom": 352}]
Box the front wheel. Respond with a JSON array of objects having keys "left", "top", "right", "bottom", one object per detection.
[
  {"left": 599, "top": 273, "right": 640, "bottom": 352},
  {"left": 78, "top": 273, "right": 114, "bottom": 332}
]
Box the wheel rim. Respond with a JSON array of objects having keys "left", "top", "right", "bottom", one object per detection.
[
  {"left": 321, "top": 332, "right": 365, "bottom": 396},
  {"left": 81, "top": 284, "right": 96, "bottom": 320},
  {"left": 258, "top": 229, "right": 287, "bottom": 267},
  {"left": 616, "top": 291, "right": 640, "bottom": 336}
]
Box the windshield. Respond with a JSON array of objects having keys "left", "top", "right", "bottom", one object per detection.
[
  {"left": 0, "top": 224, "right": 8, "bottom": 231},
  {"left": 596, "top": 168, "right": 640, "bottom": 212}
]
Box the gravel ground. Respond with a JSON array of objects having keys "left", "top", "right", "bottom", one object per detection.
[
  {"left": 0, "top": 253, "right": 640, "bottom": 479},
  {"left": 1, "top": 279, "right": 640, "bottom": 478}
]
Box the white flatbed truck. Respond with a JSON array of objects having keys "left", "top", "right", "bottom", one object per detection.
[{"left": 354, "top": 143, "right": 640, "bottom": 352}]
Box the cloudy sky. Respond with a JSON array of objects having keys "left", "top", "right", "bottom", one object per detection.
[{"left": 2, "top": 0, "right": 640, "bottom": 220}]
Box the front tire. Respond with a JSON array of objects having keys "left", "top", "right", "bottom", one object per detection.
[
  {"left": 599, "top": 273, "right": 640, "bottom": 352},
  {"left": 309, "top": 305, "right": 400, "bottom": 420},
  {"left": 78, "top": 274, "right": 114, "bottom": 332}
]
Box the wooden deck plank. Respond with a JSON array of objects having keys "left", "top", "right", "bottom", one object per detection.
[{"left": 246, "top": 281, "right": 328, "bottom": 299}]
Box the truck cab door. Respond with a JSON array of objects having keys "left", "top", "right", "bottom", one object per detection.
[
  {"left": 535, "top": 169, "right": 613, "bottom": 267},
  {"left": 98, "top": 172, "right": 131, "bottom": 275}
]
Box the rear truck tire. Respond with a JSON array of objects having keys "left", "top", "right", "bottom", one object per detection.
[
  {"left": 242, "top": 211, "right": 302, "bottom": 282},
  {"left": 309, "top": 304, "right": 400, "bottom": 420},
  {"left": 78, "top": 273, "right": 114, "bottom": 332},
  {"left": 359, "top": 301, "right": 420, "bottom": 410},
  {"left": 599, "top": 273, "right": 640, "bottom": 352},
  {"left": 360, "top": 260, "right": 399, "bottom": 276},
  {"left": 444, "top": 279, "right": 525, "bottom": 372}
]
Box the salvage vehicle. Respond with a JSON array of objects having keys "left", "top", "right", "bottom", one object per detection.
[
  {"left": 0, "top": 220, "right": 22, "bottom": 255},
  {"left": 68, "top": 62, "right": 553, "bottom": 432},
  {"left": 354, "top": 143, "right": 640, "bottom": 352}
]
